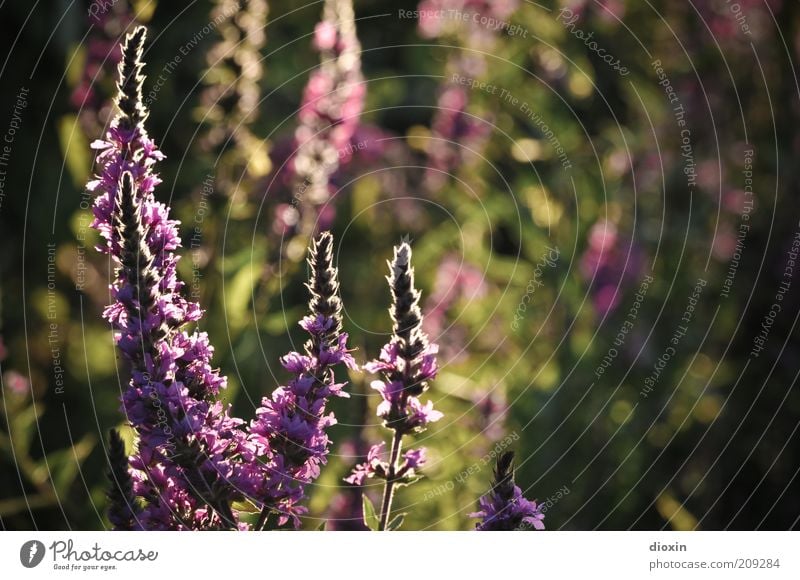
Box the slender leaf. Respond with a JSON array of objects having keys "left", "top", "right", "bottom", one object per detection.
[{"left": 362, "top": 494, "right": 379, "bottom": 531}]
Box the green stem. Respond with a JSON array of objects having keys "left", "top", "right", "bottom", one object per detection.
[
  {"left": 378, "top": 431, "right": 403, "bottom": 531},
  {"left": 255, "top": 506, "right": 273, "bottom": 531}
]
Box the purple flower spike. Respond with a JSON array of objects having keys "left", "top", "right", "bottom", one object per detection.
[
  {"left": 248, "top": 231, "right": 354, "bottom": 528},
  {"left": 89, "top": 27, "right": 259, "bottom": 530},
  {"left": 293, "top": 0, "right": 365, "bottom": 205},
  {"left": 347, "top": 241, "right": 442, "bottom": 530},
  {"left": 471, "top": 452, "right": 545, "bottom": 531},
  {"left": 369, "top": 243, "right": 441, "bottom": 434}
]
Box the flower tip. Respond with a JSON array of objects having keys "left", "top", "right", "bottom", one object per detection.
[
  {"left": 393, "top": 242, "right": 411, "bottom": 266},
  {"left": 310, "top": 230, "right": 334, "bottom": 263},
  {"left": 124, "top": 26, "right": 148, "bottom": 54},
  {"left": 117, "top": 25, "right": 149, "bottom": 128},
  {"left": 315, "top": 229, "right": 333, "bottom": 245}
]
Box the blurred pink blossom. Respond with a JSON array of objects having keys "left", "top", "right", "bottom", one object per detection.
[
  {"left": 3, "top": 370, "right": 29, "bottom": 395},
  {"left": 580, "top": 220, "right": 646, "bottom": 316}
]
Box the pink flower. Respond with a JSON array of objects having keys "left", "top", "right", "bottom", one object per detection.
[
  {"left": 314, "top": 21, "right": 338, "bottom": 51},
  {"left": 345, "top": 442, "right": 389, "bottom": 485},
  {"left": 3, "top": 371, "right": 29, "bottom": 395}
]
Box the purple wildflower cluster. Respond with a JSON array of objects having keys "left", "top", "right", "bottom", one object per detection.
[
  {"left": 89, "top": 28, "right": 253, "bottom": 529},
  {"left": 371, "top": 244, "right": 441, "bottom": 431},
  {"left": 347, "top": 442, "right": 428, "bottom": 487},
  {"left": 471, "top": 451, "right": 545, "bottom": 531},
  {"left": 418, "top": 0, "right": 519, "bottom": 190},
  {"left": 91, "top": 27, "right": 352, "bottom": 530},
  {"left": 247, "top": 232, "right": 357, "bottom": 527},
  {"left": 198, "top": 0, "right": 270, "bottom": 194},
  {"left": 579, "top": 219, "right": 645, "bottom": 316},
  {"left": 417, "top": 0, "right": 519, "bottom": 45},
  {"left": 92, "top": 25, "right": 543, "bottom": 533},
  {"left": 261, "top": 0, "right": 365, "bottom": 271},
  {"left": 425, "top": 84, "right": 492, "bottom": 191},
  {"left": 424, "top": 253, "right": 487, "bottom": 363},
  {"left": 346, "top": 243, "right": 442, "bottom": 530},
  {"left": 293, "top": 0, "right": 365, "bottom": 205}
]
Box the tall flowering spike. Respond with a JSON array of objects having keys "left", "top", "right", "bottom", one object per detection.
[
  {"left": 115, "top": 26, "right": 148, "bottom": 130},
  {"left": 248, "top": 231, "right": 355, "bottom": 528},
  {"left": 106, "top": 429, "right": 139, "bottom": 530},
  {"left": 367, "top": 243, "right": 441, "bottom": 432},
  {"left": 87, "top": 27, "right": 165, "bottom": 252},
  {"left": 349, "top": 240, "right": 441, "bottom": 530},
  {"left": 425, "top": 82, "right": 491, "bottom": 191},
  {"left": 88, "top": 27, "right": 263, "bottom": 530},
  {"left": 293, "top": 0, "right": 365, "bottom": 205},
  {"left": 419, "top": 1, "right": 518, "bottom": 191},
  {"left": 198, "top": 0, "right": 270, "bottom": 196},
  {"left": 72, "top": 0, "right": 139, "bottom": 140},
  {"left": 470, "top": 451, "right": 545, "bottom": 531},
  {"left": 261, "top": 0, "right": 364, "bottom": 268}
]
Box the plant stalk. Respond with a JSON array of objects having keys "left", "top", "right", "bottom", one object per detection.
[
  {"left": 255, "top": 505, "right": 273, "bottom": 531},
  {"left": 378, "top": 431, "right": 403, "bottom": 531}
]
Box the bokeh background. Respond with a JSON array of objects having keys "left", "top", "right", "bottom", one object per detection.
[{"left": 0, "top": 0, "right": 799, "bottom": 530}]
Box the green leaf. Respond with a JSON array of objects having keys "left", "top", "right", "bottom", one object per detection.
[
  {"left": 231, "top": 500, "right": 259, "bottom": 514},
  {"left": 386, "top": 513, "right": 406, "bottom": 531},
  {"left": 315, "top": 521, "right": 327, "bottom": 531},
  {"left": 223, "top": 245, "right": 264, "bottom": 332},
  {"left": 64, "top": 43, "right": 86, "bottom": 89},
  {"left": 33, "top": 433, "right": 96, "bottom": 491},
  {"left": 11, "top": 404, "right": 43, "bottom": 460},
  {"left": 362, "top": 494, "right": 380, "bottom": 531}
]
